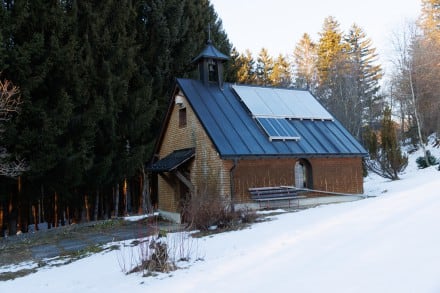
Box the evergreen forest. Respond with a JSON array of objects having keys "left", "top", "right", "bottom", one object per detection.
[
  {"left": 0, "top": 0, "right": 439, "bottom": 236},
  {"left": 0, "top": 0, "right": 233, "bottom": 234}
]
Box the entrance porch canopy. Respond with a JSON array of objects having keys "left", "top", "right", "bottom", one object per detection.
[{"left": 148, "top": 148, "right": 195, "bottom": 173}]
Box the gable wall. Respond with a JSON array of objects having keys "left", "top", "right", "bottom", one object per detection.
[
  {"left": 232, "top": 157, "right": 363, "bottom": 202},
  {"left": 157, "top": 92, "right": 231, "bottom": 213}
]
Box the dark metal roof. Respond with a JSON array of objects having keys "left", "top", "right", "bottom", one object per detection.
[
  {"left": 148, "top": 148, "right": 195, "bottom": 172},
  {"left": 192, "top": 42, "right": 230, "bottom": 63},
  {"left": 176, "top": 78, "right": 368, "bottom": 159}
]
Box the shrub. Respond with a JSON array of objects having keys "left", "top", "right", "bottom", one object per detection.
[
  {"left": 182, "top": 195, "right": 257, "bottom": 231},
  {"left": 365, "top": 107, "right": 408, "bottom": 180},
  {"left": 182, "top": 195, "right": 237, "bottom": 231},
  {"left": 415, "top": 150, "right": 438, "bottom": 169},
  {"left": 121, "top": 235, "right": 177, "bottom": 276}
]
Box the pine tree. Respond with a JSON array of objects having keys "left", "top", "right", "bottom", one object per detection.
[
  {"left": 316, "top": 16, "right": 345, "bottom": 90},
  {"left": 0, "top": 79, "right": 27, "bottom": 177},
  {"left": 0, "top": 0, "right": 235, "bottom": 224},
  {"left": 0, "top": 3, "right": 8, "bottom": 70},
  {"left": 1, "top": 0, "right": 79, "bottom": 229},
  {"left": 271, "top": 54, "right": 292, "bottom": 87},
  {"left": 234, "top": 49, "right": 256, "bottom": 84},
  {"left": 256, "top": 48, "right": 274, "bottom": 86},
  {"left": 142, "top": 0, "right": 233, "bottom": 123},
  {"left": 4, "top": 1, "right": 75, "bottom": 183},
  {"left": 314, "top": 18, "right": 382, "bottom": 139},
  {"left": 293, "top": 33, "right": 317, "bottom": 91},
  {"left": 73, "top": 0, "right": 146, "bottom": 216},
  {"left": 345, "top": 24, "right": 382, "bottom": 137},
  {"left": 418, "top": 0, "right": 440, "bottom": 42},
  {"left": 316, "top": 16, "right": 352, "bottom": 131}
]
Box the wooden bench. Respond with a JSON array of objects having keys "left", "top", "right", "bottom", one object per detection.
[{"left": 249, "top": 186, "right": 307, "bottom": 208}]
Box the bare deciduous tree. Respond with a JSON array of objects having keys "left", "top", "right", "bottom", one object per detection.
[
  {"left": 0, "top": 79, "right": 28, "bottom": 177},
  {"left": 389, "top": 21, "right": 439, "bottom": 166}
]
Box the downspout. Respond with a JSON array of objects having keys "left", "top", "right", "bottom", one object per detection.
[{"left": 229, "top": 158, "right": 238, "bottom": 212}]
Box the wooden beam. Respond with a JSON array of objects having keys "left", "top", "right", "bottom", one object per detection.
[{"left": 174, "top": 170, "right": 195, "bottom": 193}]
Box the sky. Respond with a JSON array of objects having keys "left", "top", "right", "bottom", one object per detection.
[
  {"left": 1, "top": 142, "right": 440, "bottom": 292},
  {"left": 210, "top": 0, "right": 421, "bottom": 73}
]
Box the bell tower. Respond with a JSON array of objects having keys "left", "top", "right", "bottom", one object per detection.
[{"left": 191, "top": 29, "right": 229, "bottom": 88}]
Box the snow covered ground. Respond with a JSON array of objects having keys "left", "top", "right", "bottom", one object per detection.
[{"left": 1, "top": 145, "right": 439, "bottom": 292}]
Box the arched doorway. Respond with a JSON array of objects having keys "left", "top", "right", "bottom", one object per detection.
[{"left": 294, "top": 159, "right": 313, "bottom": 189}]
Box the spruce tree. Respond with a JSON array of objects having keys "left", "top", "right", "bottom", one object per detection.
[
  {"left": 256, "top": 48, "right": 274, "bottom": 86},
  {"left": 345, "top": 24, "right": 382, "bottom": 133},
  {"left": 293, "top": 33, "right": 317, "bottom": 91},
  {"left": 0, "top": 0, "right": 235, "bottom": 223},
  {"left": 316, "top": 16, "right": 345, "bottom": 91},
  {"left": 142, "top": 0, "right": 233, "bottom": 123},
  {"left": 271, "top": 54, "right": 292, "bottom": 87},
  {"left": 234, "top": 49, "right": 256, "bottom": 84},
  {"left": 1, "top": 0, "right": 79, "bottom": 228},
  {"left": 418, "top": 0, "right": 440, "bottom": 42},
  {"left": 4, "top": 1, "right": 75, "bottom": 185}
]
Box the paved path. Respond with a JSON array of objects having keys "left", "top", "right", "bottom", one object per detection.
[{"left": 0, "top": 218, "right": 184, "bottom": 267}]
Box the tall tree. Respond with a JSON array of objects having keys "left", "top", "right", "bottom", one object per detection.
[
  {"left": 416, "top": 0, "right": 440, "bottom": 136},
  {"left": 316, "top": 16, "right": 345, "bottom": 92},
  {"left": 256, "top": 48, "right": 274, "bottom": 86},
  {"left": 316, "top": 16, "right": 352, "bottom": 132},
  {"left": 345, "top": 24, "right": 382, "bottom": 136},
  {"left": 314, "top": 18, "right": 382, "bottom": 139},
  {"left": 234, "top": 49, "right": 256, "bottom": 84},
  {"left": 4, "top": 0, "right": 76, "bottom": 187},
  {"left": 271, "top": 54, "right": 292, "bottom": 87},
  {"left": 0, "top": 0, "right": 79, "bottom": 230},
  {"left": 293, "top": 33, "right": 317, "bottom": 91},
  {"left": 418, "top": 0, "right": 440, "bottom": 42},
  {"left": 389, "top": 21, "right": 437, "bottom": 166},
  {"left": 143, "top": 0, "right": 232, "bottom": 117},
  {"left": 0, "top": 79, "right": 27, "bottom": 177},
  {"left": 0, "top": 0, "right": 235, "bottom": 228}
]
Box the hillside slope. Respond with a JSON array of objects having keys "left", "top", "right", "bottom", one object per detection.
[{"left": 1, "top": 146, "right": 439, "bottom": 292}]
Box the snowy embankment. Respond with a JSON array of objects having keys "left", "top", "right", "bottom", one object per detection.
[{"left": 1, "top": 146, "right": 439, "bottom": 292}]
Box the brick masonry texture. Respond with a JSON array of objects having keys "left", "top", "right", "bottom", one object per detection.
[{"left": 156, "top": 92, "right": 231, "bottom": 213}]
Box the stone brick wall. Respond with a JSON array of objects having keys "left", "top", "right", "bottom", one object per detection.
[{"left": 156, "top": 91, "right": 231, "bottom": 213}]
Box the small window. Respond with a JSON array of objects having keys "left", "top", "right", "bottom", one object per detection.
[{"left": 179, "top": 107, "right": 187, "bottom": 128}]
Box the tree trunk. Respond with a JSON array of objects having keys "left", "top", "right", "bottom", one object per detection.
[
  {"left": 66, "top": 205, "right": 70, "bottom": 225},
  {"left": 54, "top": 192, "right": 59, "bottom": 228},
  {"left": 40, "top": 185, "right": 46, "bottom": 226},
  {"left": 138, "top": 173, "right": 143, "bottom": 214},
  {"left": 409, "top": 69, "right": 430, "bottom": 166},
  {"left": 32, "top": 205, "right": 38, "bottom": 231},
  {"left": 114, "top": 184, "right": 119, "bottom": 218},
  {"left": 16, "top": 176, "right": 22, "bottom": 233},
  {"left": 126, "top": 182, "right": 131, "bottom": 215},
  {"left": 84, "top": 194, "right": 90, "bottom": 222},
  {"left": 8, "top": 197, "right": 16, "bottom": 235},
  {"left": 122, "top": 179, "right": 128, "bottom": 216},
  {"left": 38, "top": 199, "right": 41, "bottom": 224},
  {"left": 93, "top": 190, "right": 99, "bottom": 221},
  {"left": 0, "top": 205, "right": 3, "bottom": 236},
  {"left": 140, "top": 166, "right": 153, "bottom": 214}
]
